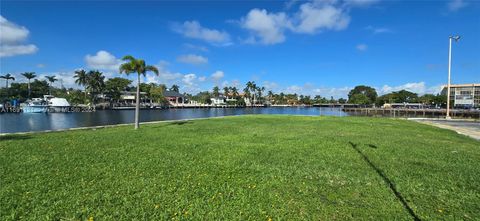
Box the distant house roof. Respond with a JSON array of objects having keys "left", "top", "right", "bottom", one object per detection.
[{"left": 163, "top": 90, "right": 185, "bottom": 98}]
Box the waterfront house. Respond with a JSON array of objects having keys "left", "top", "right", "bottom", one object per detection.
[
  {"left": 120, "top": 91, "right": 147, "bottom": 105},
  {"left": 164, "top": 90, "right": 186, "bottom": 105},
  {"left": 211, "top": 96, "right": 226, "bottom": 105}
]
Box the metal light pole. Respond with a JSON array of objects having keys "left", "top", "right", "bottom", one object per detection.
[{"left": 446, "top": 35, "right": 460, "bottom": 119}]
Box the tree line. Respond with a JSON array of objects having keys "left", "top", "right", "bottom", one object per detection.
[
  {"left": 346, "top": 85, "right": 447, "bottom": 107},
  {"left": 1, "top": 75, "right": 446, "bottom": 108}
]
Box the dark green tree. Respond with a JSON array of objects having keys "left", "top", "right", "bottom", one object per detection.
[
  {"left": 105, "top": 77, "right": 132, "bottom": 102},
  {"left": 350, "top": 93, "right": 370, "bottom": 105},
  {"left": 170, "top": 84, "right": 179, "bottom": 92},
  {"left": 348, "top": 85, "right": 377, "bottom": 104}
]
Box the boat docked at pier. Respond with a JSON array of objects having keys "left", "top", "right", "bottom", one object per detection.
[{"left": 21, "top": 95, "right": 71, "bottom": 113}]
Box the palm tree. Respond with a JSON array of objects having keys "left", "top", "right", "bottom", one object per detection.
[
  {"left": 0, "top": 73, "right": 15, "bottom": 89},
  {"left": 170, "top": 84, "right": 179, "bottom": 92},
  {"left": 257, "top": 86, "right": 265, "bottom": 103},
  {"left": 74, "top": 69, "right": 88, "bottom": 100},
  {"left": 86, "top": 70, "right": 105, "bottom": 105},
  {"left": 0, "top": 73, "right": 15, "bottom": 97},
  {"left": 45, "top": 75, "right": 57, "bottom": 95},
  {"left": 212, "top": 86, "right": 220, "bottom": 97},
  {"left": 267, "top": 90, "right": 274, "bottom": 100},
  {"left": 246, "top": 81, "right": 257, "bottom": 106},
  {"left": 21, "top": 72, "right": 37, "bottom": 98},
  {"left": 119, "top": 55, "right": 159, "bottom": 130},
  {"left": 223, "top": 86, "right": 230, "bottom": 98},
  {"left": 243, "top": 87, "right": 250, "bottom": 106},
  {"left": 230, "top": 86, "right": 239, "bottom": 98}
]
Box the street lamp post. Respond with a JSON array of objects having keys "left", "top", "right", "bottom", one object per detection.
[{"left": 446, "top": 35, "right": 460, "bottom": 119}]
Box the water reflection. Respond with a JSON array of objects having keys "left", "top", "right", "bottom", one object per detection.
[{"left": 0, "top": 107, "right": 348, "bottom": 133}]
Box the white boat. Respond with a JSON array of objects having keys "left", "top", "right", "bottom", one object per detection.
[
  {"left": 22, "top": 95, "right": 71, "bottom": 113},
  {"left": 22, "top": 98, "right": 48, "bottom": 113},
  {"left": 43, "top": 95, "right": 71, "bottom": 112}
]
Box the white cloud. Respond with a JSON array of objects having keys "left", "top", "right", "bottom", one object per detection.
[
  {"left": 211, "top": 70, "right": 224, "bottom": 81},
  {"left": 172, "top": 20, "right": 231, "bottom": 45},
  {"left": 283, "top": 83, "right": 351, "bottom": 98},
  {"left": 145, "top": 70, "right": 182, "bottom": 85},
  {"left": 447, "top": 0, "right": 467, "bottom": 12},
  {"left": 426, "top": 85, "right": 444, "bottom": 94},
  {"left": 182, "top": 73, "right": 197, "bottom": 86},
  {"left": 293, "top": 2, "right": 350, "bottom": 34},
  {"left": 157, "top": 60, "right": 170, "bottom": 68},
  {"left": 220, "top": 79, "right": 241, "bottom": 88},
  {"left": 344, "top": 0, "right": 379, "bottom": 7},
  {"left": 183, "top": 43, "right": 209, "bottom": 52},
  {"left": 0, "top": 44, "right": 38, "bottom": 57},
  {"left": 286, "top": 85, "right": 303, "bottom": 93},
  {"left": 231, "top": 79, "right": 241, "bottom": 88},
  {"left": 285, "top": 0, "right": 301, "bottom": 9},
  {"left": 313, "top": 86, "right": 352, "bottom": 99},
  {"left": 36, "top": 63, "right": 45, "bottom": 68},
  {"left": 365, "top": 25, "right": 392, "bottom": 34},
  {"left": 0, "top": 15, "right": 29, "bottom": 44},
  {"left": 240, "top": 9, "right": 292, "bottom": 45},
  {"left": 176, "top": 54, "right": 208, "bottom": 65},
  {"left": 356, "top": 43, "right": 367, "bottom": 51},
  {"left": 263, "top": 81, "right": 279, "bottom": 91},
  {"left": 221, "top": 80, "right": 230, "bottom": 88},
  {"left": 378, "top": 82, "right": 442, "bottom": 95},
  {"left": 144, "top": 62, "right": 205, "bottom": 94},
  {"left": 147, "top": 63, "right": 183, "bottom": 83},
  {"left": 238, "top": 0, "right": 372, "bottom": 45},
  {"left": 0, "top": 16, "right": 38, "bottom": 57},
  {"left": 85, "top": 50, "right": 122, "bottom": 71}
]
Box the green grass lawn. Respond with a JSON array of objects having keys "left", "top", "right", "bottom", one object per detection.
[{"left": 1, "top": 115, "right": 479, "bottom": 220}]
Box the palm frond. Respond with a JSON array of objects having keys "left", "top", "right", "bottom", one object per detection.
[
  {"left": 121, "top": 55, "right": 136, "bottom": 62},
  {"left": 145, "top": 65, "right": 159, "bottom": 75},
  {"left": 119, "top": 63, "right": 134, "bottom": 75}
]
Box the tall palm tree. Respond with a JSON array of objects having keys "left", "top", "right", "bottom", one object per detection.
[
  {"left": 0, "top": 73, "right": 15, "bottom": 89},
  {"left": 246, "top": 81, "right": 257, "bottom": 106},
  {"left": 257, "top": 86, "right": 265, "bottom": 103},
  {"left": 0, "top": 73, "right": 15, "bottom": 97},
  {"left": 45, "top": 75, "right": 57, "bottom": 95},
  {"left": 86, "top": 70, "right": 105, "bottom": 105},
  {"left": 21, "top": 72, "right": 37, "bottom": 98},
  {"left": 74, "top": 69, "right": 88, "bottom": 100},
  {"left": 119, "top": 55, "right": 159, "bottom": 130}
]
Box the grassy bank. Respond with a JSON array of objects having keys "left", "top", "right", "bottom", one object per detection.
[{"left": 1, "top": 115, "right": 479, "bottom": 220}]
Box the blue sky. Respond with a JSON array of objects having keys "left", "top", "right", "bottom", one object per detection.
[{"left": 1, "top": 0, "right": 479, "bottom": 98}]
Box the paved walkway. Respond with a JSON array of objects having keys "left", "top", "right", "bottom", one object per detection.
[{"left": 411, "top": 119, "right": 480, "bottom": 140}]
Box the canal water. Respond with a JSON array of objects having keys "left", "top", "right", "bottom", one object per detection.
[{"left": 0, "top": 107, "right": 349, "bottom": 133}]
